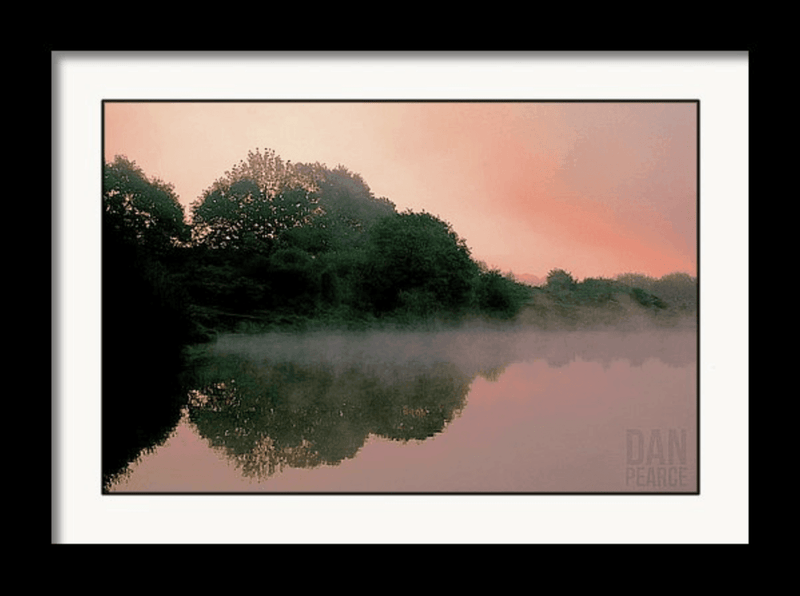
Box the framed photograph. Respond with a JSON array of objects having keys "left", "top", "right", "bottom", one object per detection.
[{"left": 54, "top": 52, "right": 748, "bottom": 543}]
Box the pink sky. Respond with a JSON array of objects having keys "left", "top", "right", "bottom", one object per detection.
[{"left": 104, "top": 101, "right": 697, "bottom": 280}]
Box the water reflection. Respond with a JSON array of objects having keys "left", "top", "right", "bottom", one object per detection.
[
  {"left": 188, "top": 358, "right": 473, "bottom": 480},
  {"left": 186, "top": 328, "right": 694, "bottom": 480},
  {"left": 107, "top": 327, "right": 697, "bottom": 493}
]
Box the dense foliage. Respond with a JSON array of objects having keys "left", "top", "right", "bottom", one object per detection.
[
  {"left": 104, "top": 156, "right": 190, "bottom": 256},
  {"left": 515, "top": 268, "right": 696, "bottom": 328},
  {"left": 167, "top": 149, "right": 532, "bottom": 330}
]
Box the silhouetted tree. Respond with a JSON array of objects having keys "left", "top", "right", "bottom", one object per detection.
[
  {"left": 190, "top": 149, "right": 398, "bottom": 262},
  {"left": 290, "top": 163, "right": 396, "bottom": 252},
  {"left": 191, "top": 176, "right": 318, "bottom": 253},
  {"left": 104, "top": 156, "right": 190, "bottom": 257},
  {"left": 360, "top": 210, "right": 478, "bottom": 315},
  {"left": 476, "top": 270, "right": 529, "bottom": 318},
  {"left": 102, "top": 159, "right": 197, "bottom": 486},
  {"left": 546, "top": 269, "right": 577, "bottom": 292}
]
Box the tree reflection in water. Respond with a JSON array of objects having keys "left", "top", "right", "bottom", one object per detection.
[
  {"left": 187, "top": 356, "right": 473, "bottom": 481},
  {"left": 175, "top": 327, "right": 694, "bottom": 484}
]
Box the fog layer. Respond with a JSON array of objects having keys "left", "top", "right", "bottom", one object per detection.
[{"left": 210, "top": 325, "right": 696, "bottom": 377}]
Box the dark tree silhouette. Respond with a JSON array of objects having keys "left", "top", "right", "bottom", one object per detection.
[
  {"left": 293, "top": 163, "right": 396, "bottom": 252},
  {"left": 546, "top": 269, "right": 577, "bottom": 293},
  {"left": 104, "top": 156, "right": 190, "bottom": 256},
  {"left": 102, "top": 158, "right": 197, "bottom": 487},
  {"left": 360, "top": 210, "right": 479, "bottom": 315},
  {"left": 191, "top": 177, "right": 317, "bottom": 253}
]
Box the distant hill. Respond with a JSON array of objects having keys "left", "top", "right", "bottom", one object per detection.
[{"left": 513, "top": 273, "right": 546, "bottom": 287}]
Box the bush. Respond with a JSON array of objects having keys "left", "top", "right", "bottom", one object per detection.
[
  {"left": 546, "top": 269, "right": 577, "bottom": 293},
  {"left": 476, "top": 271, "right": 526, "bottom": 318},
  {"left": 575, "top": 277, "right": 618, "bottom": 304}
]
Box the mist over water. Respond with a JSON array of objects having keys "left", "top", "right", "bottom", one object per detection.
[{"left": 210, "top": 321, "right": 696, "bottom": 375}]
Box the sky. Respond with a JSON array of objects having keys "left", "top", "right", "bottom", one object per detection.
[{"left": 103, "top": 101, "right": 697, "bottom": 281}]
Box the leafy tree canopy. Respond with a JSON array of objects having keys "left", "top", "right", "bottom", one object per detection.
[
  {"left": 546, "top": 269, "right": 577, "bottom": 292},
  {"left": 190, "top": 149, "right": 396, "bottom": 255},
  {"left": 361, "top": 210, "right": 478, "bottom": 313},
  {"left": 103, "top": 155, "right": 190, "bottom": 254},
  {"left": 190, "top": 149, "right": 318, "bottom": 252},
  {"left": 295, "top": 163, "right": 396, "bottom": 250}
]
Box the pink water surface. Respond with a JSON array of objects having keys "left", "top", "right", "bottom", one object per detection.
[{"left": 108, "top": 329, "right": 696, "bottom": 494}]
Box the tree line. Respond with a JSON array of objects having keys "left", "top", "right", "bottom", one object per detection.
[
  {"left": 103, "top": 147, "right": 697, "bottom": 340},
  {"left": 520, "top": 268, "right": 697, "bottom": 329},
  {"left": 103, "top": 149, "right": 535, "bottom": 340}
]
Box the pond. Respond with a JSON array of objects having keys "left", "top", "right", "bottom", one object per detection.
[{"left": 105, "top": 325, "right": 697, "bottom": 494}]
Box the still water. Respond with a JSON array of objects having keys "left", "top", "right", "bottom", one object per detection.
[{"left": 106, "top": 326, "right": 697, "bottom": 493}]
